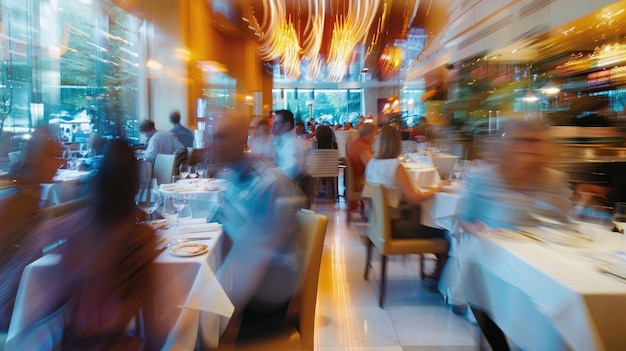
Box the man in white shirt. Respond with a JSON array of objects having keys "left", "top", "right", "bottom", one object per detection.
[
  {"left": 270, "top": 109, "right": 306, "bottom": 180},
  {"left": 139, "top": 119, "right": 183, "bottom": 163}
]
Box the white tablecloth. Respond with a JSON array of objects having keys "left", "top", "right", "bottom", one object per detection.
[
  {"left": 40, "top": 170, "right": 91, "bottom": 207},
  {"left": 402, "top": 162, "right": 441, "bottom": 187},
  {"left": 155, "top": 230, "right": 233, "bottom": 349},
  {"left": 159, "top": 179, "right": 226, "bottom": 219},
  {"left": 409, "top": 153, "right": 459, "bottom": 179},
  {"left": 458, "top": 228, "right": 626, "bottom": 351}
]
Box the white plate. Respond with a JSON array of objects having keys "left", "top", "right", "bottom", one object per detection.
[{"left": 169, "top": 243, "right": 209, "bottom": 257}]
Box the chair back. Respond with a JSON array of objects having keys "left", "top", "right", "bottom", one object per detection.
[
  {"left": 306, "top": 149, "right": 339, "bottom": 178},
  {"left": 366, "top": 182, "right": 392, "bottom": 253},
  {"left": 187, "top": 148, "right": 204, "bottom": 165},
  {"left": 285, "top": 208, "right": 327, "bottom": 351},
  {"left": 344, "top": 157, "right": 363, "bottom": 202},
  {"left": 153, "top": 154, "right": 176, "bottom": 185},
  {"left": 174, "top": 147, "right": 188, "bottom": 174}
]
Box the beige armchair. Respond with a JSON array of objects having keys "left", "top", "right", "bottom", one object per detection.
[{"left": 364, "top": 182, "right": 448, "bottom": 308}]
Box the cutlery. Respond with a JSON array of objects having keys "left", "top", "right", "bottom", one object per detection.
[{"left": 178, "top": 236, "right": 212, "bottom": 242}]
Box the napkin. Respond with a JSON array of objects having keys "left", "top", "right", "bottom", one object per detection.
[{"left": 177, "top": 222, "right": 221, "bottom": 234}]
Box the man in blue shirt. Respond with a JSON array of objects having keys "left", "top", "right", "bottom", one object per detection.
[{"left": 168, "top": 111, "right": 194, "bottom": 148}]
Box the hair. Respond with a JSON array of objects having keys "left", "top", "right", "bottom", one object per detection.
[
  {"left": 315, "top": 125, "right": 335, "bottom": 149},
  {"left": 169, "top": 111, "right": 181, "bottom": 124},
  {"left": 139, "top": 119, "right": 155, "bottom": 133},
  {"left": 274, "top": 109, "right": 295, "bottom": 130},
  {"left": 374, "top": 125, "right": 401, "bottom": 159},
  {"left": 358, "top": 122, "right": 376, "bottom": 138},
  {"left": 94, "top": 139, "right": 139, "bottom": 223}
]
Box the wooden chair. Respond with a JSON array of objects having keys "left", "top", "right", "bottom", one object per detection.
[
  {"left": 215, "top": 207, "right": 328, "bottom": 351},
  {"left": 364, "top": 182, "right": 448, "bottom": 308},
  {"left": 306, "top": 149, "right": 340, "bottom": 202},
  {"left": 152, "top": 154, "right": 176, "bottom": 185},
  {"left": 344, "top": 157, "right": 366, "bottom": 224}
]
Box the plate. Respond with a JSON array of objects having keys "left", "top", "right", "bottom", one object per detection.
[{"left": 169, "top": 243, "right": 209, "bottom": 257}]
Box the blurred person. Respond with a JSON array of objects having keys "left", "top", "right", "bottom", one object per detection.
[
  {"left": 364, "top": 126, "right": 449, "bottom": 288},
  {"left": 6, "top": 140, "right": 164, "bottom": 350},
  {"left": 456, "top": 120, "right": 572, "bottom": 350},
  {"left": 0, "top": 127, "right": 65, "bottom": 329},
  {"left": 295, "top": 122, "right": 307, "bottom": 137},
  {"left": 355, "top": 115, "right": 365, "bottom": 129},
  {"left": 169, "top": 110, "right": 194, "bottom": 148},
  {"left": 248, "top": 120, "right": 273, "bottom": 160},
  {"left": 346, "top": 123, "right": 376, "bottom": 212},
  {"left": 139, "top": 119, "right": 184, "bottom": 163},
  {"left": 457, "top": 120, "right": 571, "bottom": 232},
  {"left": 314, "top": 125, "right": 337, "bottom": 149},
  {"left": 271, "top": 109, "right": 306, "bottom": 179},
  {"left": 205, "top": 108, "right": 307, "bottom": 339},
  {"left": 343, "top": 121, "right": 353, "bottom": 130}
]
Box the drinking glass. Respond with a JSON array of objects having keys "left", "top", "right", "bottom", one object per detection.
[
  {"left": 136, "top": 178, "right": 163, "bottom": 222},
  {"left": 179, "top": 164, "right": 189, "bottom": 179},
  {"left": 187, "top": 165, "right": 198, "bottom": 179},
  {"left": 162, "top": 195, "right": 180, "bottom": 245},
  {"left": 569, "top": 204, "right": 614, "bottom": 240},
  {"left": 79, "top": 143, "right": 91, "bottom": 158},
  {"left": 196, "top": 163, "right": 207, "bottom": 179}
]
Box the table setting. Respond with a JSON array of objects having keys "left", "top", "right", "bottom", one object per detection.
[{"left": 40, "top": 169, "right": 92, "bottom": 207}]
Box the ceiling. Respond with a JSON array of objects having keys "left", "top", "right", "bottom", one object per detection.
[{"left": 224, "top": 0, "right": 453, "bottom": 82}]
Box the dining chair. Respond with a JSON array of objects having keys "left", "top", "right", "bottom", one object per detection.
[
  {"left": 364, "top": 182, "right": 449, "bottom": 308},
  {"left": 344, "top": 157, "right": 366, "bottom": 225},
  {"left": 214, "top": 207, "right": 328, "bottom": 351},
  {"left": 306, "top": 149, "right": 340, "bottom": 202},
  {"left": 152, "top": 154, "right": 176, "bottom": 185}
]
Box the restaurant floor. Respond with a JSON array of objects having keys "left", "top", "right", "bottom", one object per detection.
[{"left": 311, "top": 192, "right": 520, "bottom": 351}]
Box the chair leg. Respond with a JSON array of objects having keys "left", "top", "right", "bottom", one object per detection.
[
  {"left": 379, "top": 255, "right": 387, "bottom": 308},
  {"left": 419, "top": 254, "right": 425, "bottom": 279},
  {"left": 364, "top": 240, "right": 372, "bottom": 280},
  {"left": 347, "top": 207, "right": 352, "bottom": 225}
]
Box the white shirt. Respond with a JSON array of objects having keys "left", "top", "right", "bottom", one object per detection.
[
  {"left": 144, "top": 130, "right": 184, "bottom": 163},
  {"left": 272, "top": 131, "right": 306, "bottom": 180}
]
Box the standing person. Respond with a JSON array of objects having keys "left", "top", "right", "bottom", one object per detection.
[
  {"left": 364, "top": 126, "right": 449, "bottom": 289},
  {"left": 139, "top": 119, "right": 184, "bottom": 164},
  {"left": 346, "top": 122, "right": 377, "bottom": 211},
  {"left": 205, "top": 108, "right": 307, "bottom": 339},
  {"left": 169, "top": 110, "right": 194, "bottom": 148},
  {"left": 355, "top": 115, "right": 365, "bottom": 129},
  {"left": 271, "top": 109, "right": 306, "bottom": 180}
]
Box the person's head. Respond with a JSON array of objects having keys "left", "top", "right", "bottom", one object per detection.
[
  {"left": 272, "top": 109, "right": 295, "bottom": 136},
  {"left": 358, "top": 122, "right": 377, "bottom": 144},
  {"left": 94, "top": 139, "right": 138, "bottom": 221},
  {"left": 418, "top": 116, "right": 428, "bottom": 125},
  {"left": 18, "top": 127, "right": 64, "bottom": 185},
  {"left": 206, "top": 108, "right": 249, "bottom": 163},
  {"left": 139, "top": 119, "right": 156, "bottom": 138},
  {"left": 169, "top": 111, "right": 182, "bottom": 125},
  {"left": 498, "top": 119, "right": 555, "bottom": 167},
  {"left": 295, "top": 122, "right": 306, "bottom": 136},
  {"left": 344, "top": 122, "right": 353, "bottom": 130},
  {"left": 373, "top": 125, "right": 401, "bottom": 159}
]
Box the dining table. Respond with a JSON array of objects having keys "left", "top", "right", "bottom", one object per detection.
[
  {"left": 7, "top": 220, "right": 233, "bottom": 350},
  {"left": 158, "top": 178, "right": 227, "bottom": 220},
  {"left": 408, "top": 152, "right": 459, "bottom": 179},
  {"left": 40, "top": 169, "right": 91, "bottom": 207},
  {"left": 402, "top": 161, "right": 441, "bottom": 188},
  {"left": 457, "top": 224, "right": 626, "bottom": 351}
]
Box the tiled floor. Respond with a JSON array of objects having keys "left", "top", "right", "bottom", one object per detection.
[{"left": 311, "top": 196, "right": 484, "bottom": 351}]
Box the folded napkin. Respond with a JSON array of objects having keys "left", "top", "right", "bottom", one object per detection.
[
  {"left": 176, "top": 222, "right": 221, "bottom": 234},
  {"left": 160, "top": 184, "right": 197, "bottom": 192},
  {"left": 177, "top": 218, "right": 206, "bottom": 226}
]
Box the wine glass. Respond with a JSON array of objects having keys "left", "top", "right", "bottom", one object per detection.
[
  {"left": 79, "top": 143, "right": 91, "bottom": 158},
  {"left": 136, "top": 178, "right": 163, "bottom": 222},
  {"left": 161, "top": 195, "right": 180, "bottom": 245},
  {"left": 568, "top": 204, "right": 614, "bottom": 241},
  {"left": 179, "top": 164, "right": 189, "bottom": 179},
  {"left": 187, "top": 165, "right": 198, "bottom": 179}
]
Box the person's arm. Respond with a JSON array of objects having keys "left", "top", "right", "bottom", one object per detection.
[
  {"left": 395, "top": 164, "right": 435, "bottom": 204},
  {"left": 359, "top": 146, "right": 372, "bottom": 167}
]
